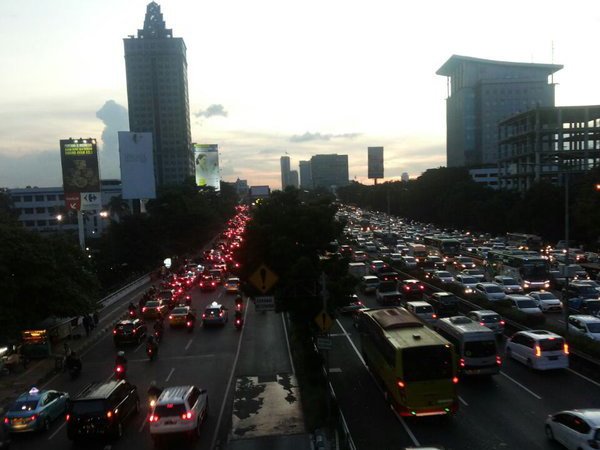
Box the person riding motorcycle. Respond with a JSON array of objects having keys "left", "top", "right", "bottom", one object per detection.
[
  {"left": 235, "top": 295, "right": 243, "bottom": 309},
  {"left": 234, "top": 310, "right": 243, "bottom": 328},
  {"left": 65, "top": 351, "right": 82, "bottom": 373},
  {"left": 153, "top": 319, "right": 164, "bottom": 337},
  {"left": 128, "top": 302, "right": 136, "bottom": 316},
  {"left": 146, "top": 336, "right": 158, "bottom": 355},
  {"left": 115, "top": 351, "right": 127, "bottom": 368}
]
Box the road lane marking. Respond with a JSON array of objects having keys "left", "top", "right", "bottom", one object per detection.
[
  {"left": 500, "top": 371, "right": 542, "bottom": 399},
  {"left": 458, "top": 395, "right": 469, "bottom": 407},
  {"left": 165, "top": 368, "right": 175, "bottom": 382},
  {"left": 330, "top": 368, "right": 342, "bottom": 373},
  {"left": 568, "top": 368, "right": 600, "bottom": 388},
  {"left": 134, "top": 341, "right": 144, "bottom": 353},
  {"left": 128, "top": 354, "right": 215, "bottom": 363},
  {"left": 47, "top": 421, "right": 66, "bottom": 440},
  {"left": 336, "top": 319, "right": 419, "bottom": 447},
  {"left": 138, "top": 416, "right": 148, "bottom": 433},
  {"left": 557, "top": 319, "right": 565, "bottom": 324},
  {"left": 329, "top": 333, "right": 346, "bottom": 337},
  {"left": 282, "top": 312, "right": 295, "bottom": 374},
  {"left": 185, "top": 337, "right": 193, "bottom": 351},
  {"left": 209, "top": 297, "right": 249, "bottom": 450}
]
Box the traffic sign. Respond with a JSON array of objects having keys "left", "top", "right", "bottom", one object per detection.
[
  {"left": 64, "top": 192, "right": 81, "bottom": 211},
  {"left": 317, "top": 337, "right": 332, "bottom": 350},
  {"left": 315, "top": 309, "right": 333, "bottom": 331},
  {"left": 80, "top": 191, "right": 101, "bottom": 211},
  {"left": 254, "top": 295, "right": 275, "bottom": 312},
  {"left": 248, "top": 264, "right": 278, "bottom": 294}
]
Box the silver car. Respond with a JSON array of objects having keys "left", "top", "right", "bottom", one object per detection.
[
  {"left": 528, "top": 291, "right": 563, "bottom": 312},
  {"left": 493, "top": 276, "right": 524, "bottom": 294},
  {"left": 474, "top": 283, "right": 506, "bottom": 302}
]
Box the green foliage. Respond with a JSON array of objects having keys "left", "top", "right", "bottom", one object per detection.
[{"left": 0, "top": 222, "right": 99, "bottom": 340}]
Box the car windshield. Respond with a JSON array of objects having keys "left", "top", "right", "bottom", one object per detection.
[
  {"left": 71, "top": 400, "right": 105, "bottom": 415},
  {"left": 501, "top": 279, "right": 518, "bottom": 285},
  {"left": 539, "top": 338, "right": 564, "bottom": 351},
  {"left": 154, "top": 403, "right": 186, "bottom": 417},
  {"left": 415, "top": 306, "right": 433, "bottom": 313},
  {"left": 485, "top": 286, "right": 503, "bottom": 293},
  {"left": 464, "top": 340, "right": 497, "bottom": 357},
  {"left": 402, "top": 345, "right": 453, "bottom": 382},
  {"left": 172, "top": 308, "right": 187, "bottom": 315},
  {"left": 205, "top": 308, "right": 221, "bottom": 315},
  {"left": 9, "top": 400, "right": 38, "bottom": 412},
  {"left": 577, "top": 286, "right": 598, "bottom": 297},
  {"left": 437, "top": 271, "right": 451, "bottom": 277},
  {"left": 587, "top": 323, "right": 600, "bottom": 333},
  {"left": 482, "top": 315, "right": 501, "bottom": 323},
  {"left": 461, "top": 277, "right": 477, "bottom": 284},
  {"left": 537, "top": 293, "right": 556, "bottom": 300},
  {"left": 516, "top": 300, "right": 537, "bottom": 308},
  {"left": 146, "top": 301, "right": 160, "bottom": 308}
]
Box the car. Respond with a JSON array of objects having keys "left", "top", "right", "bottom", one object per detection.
[
  {"left": 360, "top": 275, "right": 380, "bottom": 294},
  {"left": 338, "top": 295, "right": 363, "bottom": 314},
  {"left": 427, "top": 292, "right": 459, "bottom": 317},
  {"left": 352, "top": 251, "right": 367, "bottom": 262},
  {"left": 376, "top": 281, "right": 401, "bottom": 305},
  {"left": 528, "top": 291, "right": 563, "bottom": 312},
  {"left": 507, "top": 295, "right": 544, "bottom": 316},
  {"left": 149, "top": 385, "right": 209, "bottom": 445},
  {"left": 567, "top": 315, "right": 600, "bottom": 341},
  {"left": 462, "top": 269, "right": 486, "bottom": 282},
  {"left": 338, "top": 245, "right": 353, "bottom": 257},
  {"left": 142, "top": 300, "right": 166, "bottom": 319},
  {"left": 202, "top": 302, "right": 228, "bottom": 326},
  {"left": 369, "top": 260, "right": 388, "bottom": 274},
  {"left": 169, "top": 305, "right": 191, "bottom": 327},
  {"left": 473, "top": 283, "right": 506, "bottom": 302},
  {"left": 406, "top": 301, "right": 437, "bottom": 325},
  {"left": 113, "top": 319, "right": 147, "bottom": 346},
  {"left": 157, "top": 290, "right": 176, "bottom": 305},
  {"left": 376, "top": 269, "right": 399, "bottom": 283},
  {"left": 364, "top": 242, "right": 377, "bottom": 253},
  {"left": 493, "top": 276, "right": 524, "bottom": 294},
  {"left": 209, "top": 269, "right": 223, "bottom": 284},
  {"left": 67, "top": 380, "right": 139, "bottom": 442},
  {"left": 425, "top": 255, "right": 446, "bottom": 270},
  {"left": 225, "top": 277, "right": 241, "bottom": 293},
  {"left": 506, "top": 330, "right": 569, "bottom": 370},
  {"left": 389, "top": 253, "right": 404, "bottom": 263},
  {"left": 198, "top": 275, "right": 218, "bottom": 292},
  {"left": 454, "top": 256, "right": 476, "bottom": 270},
  {"left": 3, "top": 387, "right": 68, "bottom": 433},
  {"left": 432, "top": 270, "right": 454, "bottom": 285},
  {"left": 578, "top": 280, "right": 600, "bottom": 295},
  {"left": 545, "top": 409, "right": 600, "bottom": 450},
  {"left": 453, "top": 274, "right": 478, "bottom": 295},
  {"left": 398, "top": 279, "right": 425, "bottom": 301},
  {"left": 466, "top": 310, "right": 505, "bottom": 335},
  {"left": 399, "top": 256, "right": 418, "bottom": 270}
]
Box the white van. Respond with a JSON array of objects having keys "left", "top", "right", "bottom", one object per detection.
[
  {"left": 506, "top": 330, "right": 569, "bottom": 370},
  {"left": 434, "top": 316, "right": 500, "bottom": 376}
]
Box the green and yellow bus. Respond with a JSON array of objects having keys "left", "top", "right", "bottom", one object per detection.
[{"left": 358, "top": 307, "right": 459, "bottom": 417}]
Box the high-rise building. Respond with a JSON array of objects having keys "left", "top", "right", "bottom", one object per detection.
[
  {"left": 299, "top": 160, "right": 313, "bottom": 189},
  {"left": 310, "top": 154, "right": 349, "bottom": 191},
  {"left": 124, "top": 2, "right": 194, "bottom": 187},
  {"left": 401, "top": 172, "right": 409, "bottom": 182},
  {"left": 436, "top": 55, "right": 562, "bottom": 168},
  {"left": 289, "top": 170, "right": 299, "bottom": 189},
  {"left": 280, "top": 156, "right": 291, "bottom": 189}
]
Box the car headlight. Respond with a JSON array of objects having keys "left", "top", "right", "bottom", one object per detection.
[{"left": 465, "top": 288, "right": 473, "bottom": 294}]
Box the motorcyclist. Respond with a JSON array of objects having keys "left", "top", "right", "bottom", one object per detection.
[
  {"left": 128, "top": 302, "right": 136, "bottom": 316},
  {"left": 186, "top": 311, "right": 196, "bottom": 328},
  {"left": 146, "top": 336, "right": 158, "bottom": 354},
  {"left": 235, "top": 295, "right": 243, "bottom": 308},
  {"left": 234, "top": 310, "right": 243, "bottom": 327},
  {"left": 115, "top": 351, "right": 127, "bottom": 368},
  {"left": 65, "top": 351, "right": 82, "bottom": 373}
]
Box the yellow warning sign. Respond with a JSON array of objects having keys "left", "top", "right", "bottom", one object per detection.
[
  {"left": 315, "top": 309, "right": 333, "bottom": 331},
  {"left": 248, "top": 264, "right": 278, "bottom": 294}
]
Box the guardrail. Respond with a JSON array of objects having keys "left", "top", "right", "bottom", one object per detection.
[{"left": 97, "top": 271, "right": 154, "bottom": 312}]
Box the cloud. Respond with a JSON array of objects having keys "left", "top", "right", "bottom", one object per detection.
[
  {"left": 0, "top": 151, "right": 62, "bottom": 188},
  {"left": 194, "top": 104, "right": 228, "bottom": 118},
  {"left": 96, "top": 100, "right": 129, "bottom": 179},
  {"left": 289, "top": 132, "right": 361, "bottom": 143}
]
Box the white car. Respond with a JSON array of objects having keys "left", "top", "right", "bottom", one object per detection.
[
  {"left": 432, "top": 270, "right": 454, "bottom": 284},
  {"left": 149, "top": 385, "right": 208, "bottom": 444},
  {"left": 462, "top": 269, "right": 486, "bottom": 283},
  {"left": 545, "top": 409, "right": 600, "bottom": 450},
  {"left": 506, "top": 330, "right": 569, "bottom": 370},
  {"left": 493, "top": 276, "right": 524, "bottom": 294},
  {"left": 406, "top": 301, "right": 437, "bottom": 325},
  {"left": 528, "top": 291, "right": 563, "bottom": 312},
  {"left": 453, "top": 274, "right": 478, "bottom": 295},
  {"left": 474, "top": 283, "right": 506, "bottom": 302},
  {"left": 568, "top": 315, "right": 600, "bottom": 341},
  {"left": 390, "top": 253, "right": 403, "bottom": 263},
  {"left": 400, "top": 256, "right": 418, "bottom": 270},
  {"left": 507, "top": 295, "right": 543, "bottom": 316}
]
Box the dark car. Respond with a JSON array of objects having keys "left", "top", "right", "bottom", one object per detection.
[
  {"left": 398, "top": 279, "right": 425, "bottom": 301},
  {"left": 113, "top": 319, "right": 147, "bottom": 346},
  {"left": 376, "top": 269, "right": 399, "bottom": 283},
  {"left": 141, "top": 301, "right": 165, "bottom": 319},
  {"left": 67, "top": 380, "right": 139, "bottom": 442},
  {"left": 198, "top": 275, "right": 218, "bottom": 291},
  {"left": 427, "top": 292, "right": 459, "bottom": 317}
]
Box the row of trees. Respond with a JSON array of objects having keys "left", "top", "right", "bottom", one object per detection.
[
  {"left": 337, "top": 167, "right": 600, "bottom": 248},
  {"left": 0, "top": 182, "right": 239, "bottom": 341}
]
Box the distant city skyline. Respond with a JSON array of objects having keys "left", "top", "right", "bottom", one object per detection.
[{"left": 2, "top": 0, "right": 600, "bottom": 188}]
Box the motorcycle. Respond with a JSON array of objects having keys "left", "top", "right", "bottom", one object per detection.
[
  {"left": 153, "top": 329, "right": 163, "bottom": 343},
  {"left": 186, "top": 320, "right": 195, "bottom": 333},
  {"left": 147, "top": 346, "right": 157, "bottom": 361},
  {"left": 184, "top": 295, "right": 192, "bottom": 306},
  {"left": 114, "top": 364, "right": 127, "bottom": 380},
  {"left": 128, "top": 308, "right": 136, "bottom": 319},
  {"left": 235, "top": 302, "right": 243, "bottom": 312},
  {"left": 234, "top": 317, "right": 243, "bottom": 330}
]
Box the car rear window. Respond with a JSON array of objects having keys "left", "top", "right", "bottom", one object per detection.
[
  {"left": 415, "top": 306, "right": 433, "bottom": 313},
  {"left": 464, "top": 340, "right": 497, "bottom": 357},
  {"left": 9, "top": 400, "right": 38, "bottom": 412},
  {"left": 154, "top": 403, "right": 186, "bottom": 417},
  {"left": 146, "top": 301, "right": 160, "bottom": 308},
  {"left": 116, "top": 323, "right": 133, "bottom": 332},
  {"left": 486, "top": 286, "right": 503, "bottom": 293},
  {"left": 461, "top": 277, "right": 477, "bottom": 284},
  {"left": 482, "top": 315, "right": 501, "bottom": 323},
  {"left": 172, "top": 308, "right": 188, "bottom": 315},
  {"left": 539, "top": 338, "right": 564, "bottom": 352},
  {"left": 516, "top": 300, "right": 537, "bottom": 309},
  {"left": 71, "top": 400, "right": 105, "bottom": 415},
  {"left": 587, "top": 323, "right": 600, "bottom": 333},
  {"left": 205, "top": 308, "right": 221, "bottom": 316}
]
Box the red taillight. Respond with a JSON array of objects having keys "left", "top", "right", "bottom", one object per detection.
[
  {"left": 419, "top": 285, "right": 425, "bottom": 290},
  {"left": 535, "top": 345, "right": 541, "bottom": 357},
  {"left": 452, "top": 376, "right": 459, "bottom": 384},
  {"left": 564, "top": 343, "right": 569, "bottom": 355},
  {"left": 202, "top": 313, "right": 206, "bottom": 319},
  {"left": 3, "top": 418, "right": 9, "bottom": 424},
  {"left": 219, "top": 312, "right": 223, "bottom": 317},
  {"left": 357, "top": 301, "right": 362, "bottom": 306},
  {"left": 149, "top": 414, "right": 159, "bottom": 422},
  {"left": 113, "top": 329, "right": 117, "bottom": 334},
  {"left": 236, "top": 319, "right": 241, "bottom": 325},
  {"left": 186, "top": 321, "right": 192, "bottom": 326},
  {"left": 169, "top": 315, "right": 173, "bottom": 320},
  {"left": 496, "top": 355, "right": 502, "bottom": 365},
  {"left": 479, "top": 322, "right": 485, "bottom": 326},
  {"left": 65, "top": 414, "right": 70, "bottom": 422},
  {"left": 211, "top": 282, "right": 216, "bottom": 286},
  {"left": 116, "top": 366, "right": 123, "bottom": 372},
  {"left": 460, "top": 358, "right": 465, "bottom": 367},
  {"left": 181, "top": 411, "right": 194, "bottom": 420},
  {"left": 499, "top": 320, "right": 505, "bottom": 326},
  {"left": 106, "top": 411, "right": 112, "bottom": 419},
  {"left": 432, "top": 314, "right": 437, "bottom": 319},
  {"left": 133, "top": 328, "right": 137, "bottom": 333},
  {"left": 404, "top": 286, "right": 410, "bottom": 291},
  {"left": 397, "top": 379, "right": 405, "bottom": 389}
]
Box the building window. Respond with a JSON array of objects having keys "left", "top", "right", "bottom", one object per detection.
[
  {"left": 35, "top": 195, "right": 44, "bottom": 201},
  {"left": 37, "top": 220, "right": 47, "bottom": 226},
  {"left": 12, "top": 196, "right": 21, "bottom": 202},
  {"left": 24, "top": 208, "right": 34, "bottom": 214},
  {"left": 25, "top": 220, "right": 35, "bottom": 227},
  {"left": 23, "top": 196, "right": 32, "bottom": 202},
  {"left": 59, "top": 195, "right": 64, "bottom": 200},
  {"left": 36, "top": 207, "right": 45, "bottom": 213},
  {"left": 47, "top": 194, "right": 56, "bottom": 201}
]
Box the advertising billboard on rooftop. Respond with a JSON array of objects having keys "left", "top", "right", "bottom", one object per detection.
[
  {"left": 368, "top": 147, "right": 384, "bottom": 179},
  {"left": 118, "top": 132, "right": 156, "bottom": 199},
  {"left": 193, "top": 144, "right": 220, "bottom": 191}
]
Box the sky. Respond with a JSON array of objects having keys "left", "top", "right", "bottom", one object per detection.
[{"left": 2, "top": 0, "right": 600, "bottom": 189}]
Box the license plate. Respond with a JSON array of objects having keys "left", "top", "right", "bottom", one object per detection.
[{"left": 165, "top": 420, "right": 176, "bottom": 425}]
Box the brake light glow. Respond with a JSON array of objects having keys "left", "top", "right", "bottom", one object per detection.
[
  {"left": 496, "top": 355, "right": 502, "bottom": 365},
  {"left": 460, "top": 358, "right": 465, "bottom": 367},
  {"left": 186, "top": 321, "right": 191, "bottom": 326},
  {"left": 499, "top": 320, "right": 505, "bottom": 326},
  {"left": 202, "top": 313, "right": 206, "bottom": 319},
  {"left": 181, "top": 411, "right": 194, "bottom": 420},
  {"left": 357, "top": 301, "right": 362, "bottom": 306},
  {"left": 419, "top": 285, "right": 424, "bottom": 290},
  {"left": 397, "top": 380, "right": 405, "bottom": 389},
  {"left": 113, "top": 330, "right": 117, "bottom": 334},
  {"left": 149, "top": 414, "right": 159, "bottom": 422},
  {"left": 65, "top": 414, "right": 70, "bottom": 422},
  {"left": 115, "top": 366, "right": 123, "bottom": 372},
  {"left": 169, "top": 315, "right": 173, "bottom": 320},
  {"left": 106, "top": 411, "right": 112, "bottom": 418},
  {"left": 219, "top": 312, "right": 223, "bottom": 317},
  {"left": 404, "top": 286, "right": 410, "bottom": 291},
  {"left": 564, "top": 343, "right": 569, "bottom": 355},
  {"left": 432, "top": 314, "right": 437, "bottom": 319},
  {"left": 535, "top": 345, "right": 541, "bottom": 357},
  {"left": 452, "top": 376, "right": 459, "bottom": 384},
  {"left": 3, "top": 418, "right": 9, "bottom": 424},
  {"left": 479, "top": 322, "right": 485, "bottom": 326}
]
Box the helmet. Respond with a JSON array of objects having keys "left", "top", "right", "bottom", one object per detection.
[{"left": 117, "top": 351, "right": 125, "bottom": 357}]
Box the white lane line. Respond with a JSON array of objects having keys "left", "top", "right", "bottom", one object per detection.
[
  {"left": 165, "top": 368, "right": 175, "bottom": 382},
  {"left": 134, "top": 341, "right": 144, "bottom": 353},
  {"left": 128, "top": 354, "right": 215, "bottom": 363},
  {"left": 568, "top": 368, "right": 600, "bottom": 388},
  {"left": 282, "top": 312, "right": 296, "bottom": 374},
  {"left": 138, "top": 415, "right": 148, "bottom": 433},
  {"left": 209, "top": 298, "right": 249, "bottom": 450},
  {"left": 329, "top": 333, "right": 346, "bottom": 337},
  {"left": 330, "top": 368, "right": 342, "bottom": 373},
  {"left": 500, "top": 371, "right": 542, "bottom": 400},
  {"left": 458, "top": 395, "right": 469, "bottom": 407},
  {"left": 336, "top": 319, "right": 419, "bottom": 447},
  {"left": 557, "top": 319, "right": 565, "bottom": 324},
  {"left": 47, "top": 421, "right": 67, "bottom": 440},
  {"left": 185, "top": 337, "right": 193, "bottom": 351}
]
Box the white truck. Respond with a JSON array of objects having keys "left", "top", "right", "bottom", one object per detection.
[{"left": 348, "top": 262, "right": 367, "bottom": 279}]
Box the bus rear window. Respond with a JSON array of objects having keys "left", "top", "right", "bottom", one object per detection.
[
  {"left": 464, "top": 340, "right": 497, "bottom": 357},
  {"left": 402, "top": 346, "right": 453, "bottom": 382}
]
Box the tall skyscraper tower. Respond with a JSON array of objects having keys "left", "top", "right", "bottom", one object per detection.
[
  {"left": 299, "top": 160, "right": 313, "bottom": 189},
  {"left": 436, "top": 55, "right": 562, "bottom": 168},
  {"left": 310, "top": 154, "right": 349, "bottom": 191},
  {"left": 280, "top": 156, "right": 291, "bottom": 189},
  {"left": 124, "top": 2, "right": 194, "bottom": 187}
]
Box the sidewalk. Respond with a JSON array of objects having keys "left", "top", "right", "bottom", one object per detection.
[{"left": 0, "top": 279, "right": 153, "bottom": 414}]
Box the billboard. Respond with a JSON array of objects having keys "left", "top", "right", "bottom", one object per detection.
[
  {"left": 368, "top": 147, "right": 384, "bottom": 179},
  {"left": 60, "top": 138, "right": 100, "bottom": 211},
  {"left": 193, "top": 144, "right": 220, "bottom": 191},
  {"left": 118, "top": 132, "right": 156, "bottom": 199}
]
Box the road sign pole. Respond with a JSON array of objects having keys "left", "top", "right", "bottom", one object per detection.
[{"left": 77, "top": 210, "right": 85, "bottom": 251}]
